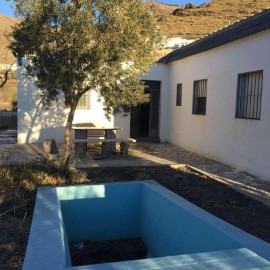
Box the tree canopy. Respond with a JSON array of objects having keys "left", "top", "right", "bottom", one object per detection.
[{"left": 9, "top": 0, "right": 160, "bottom": 158}]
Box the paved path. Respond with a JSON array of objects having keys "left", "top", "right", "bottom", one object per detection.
[{"left": 0, "top": 142, "right": 269, "bottom": 207}]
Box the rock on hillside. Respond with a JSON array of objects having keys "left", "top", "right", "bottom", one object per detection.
[{"left": 145, "top": 1, "right": 178, "bottom": 17}]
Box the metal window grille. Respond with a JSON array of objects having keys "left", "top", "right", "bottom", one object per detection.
[
  {"left": 77, "top": 91, "right": 90, "bottom": 109},
  {"left": 176, "top": 83, "right": 182, "bottom": 106},
  {"left": 192, "top": 79, "right": 207, "bottom": 115},
  {"left": 235, "top": 70, "right": 263, "bottom": 120}
]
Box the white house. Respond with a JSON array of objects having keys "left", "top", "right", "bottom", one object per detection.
[
  {"left": 18, "top": 8, "right": 270, "bottom": 179},
  {"left": 160, "top": 37, "right": 194, "bottom": 49},
  {"left": 156, "top": 8, "right": 270, "bottom": 179},
  {"left": 17, "top": 61, "right": 169, "bottom": 144}
]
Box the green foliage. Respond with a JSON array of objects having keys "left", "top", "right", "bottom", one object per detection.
[
  {"left": 11, "top": 92, "right": 17, "bottom": 110},
  {"left": 9, "top": 0, "right": 161, "bottom": 115},
  {"left": 9, "top": 0, "right": 161, "bottom": 158},
  {"left": 185, "top": 3, "right": 195, "bottom": 9}
]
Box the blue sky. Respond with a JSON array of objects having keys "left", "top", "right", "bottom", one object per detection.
[
  {"left": 0, "top": 0, "right": 208, "bottom": 17},
  {"left": 155, "top": 0, "right": 208, "bottom": 5},
  {"left": 0, "top": 0, "right": 15, "bottom": 17}
]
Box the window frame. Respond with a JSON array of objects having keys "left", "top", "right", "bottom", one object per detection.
[
  {"left": 235, "top": 70, "right": 263, "bottom": 120},
  {"left": 77, "top": 91, "right": 90, "bottom": 110},
  {"left": 176, "top": 83, "right": 182, "bottom": 106},
  {"left": 192, "top": 79, "right": 207, "bottom": 115}
]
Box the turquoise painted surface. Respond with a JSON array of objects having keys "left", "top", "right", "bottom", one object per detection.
[
  {"left": 58, "top": 182, "right": 242, "bottom": 257},
  {"left": 23, "top": 182, "right": 270, "bottom": 270},
  {"left": 140, "top": 184, "right": 242, "bottom": 257},
  {"left": 59, "top": 183, "right": 142, "bottom": 242}
]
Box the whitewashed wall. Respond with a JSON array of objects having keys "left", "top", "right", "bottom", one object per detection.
[
  {"left": 17, "top": 66, "right": 67, "bottom": 144},
  {"left": 168, "top": 30, "right": 270, "bottom": 179},
  {"left": 17, "top": 61, "right": 121, "bottom": 143},
  {"left": 17, "top": 61, "right": 169, "bottom": 143}
]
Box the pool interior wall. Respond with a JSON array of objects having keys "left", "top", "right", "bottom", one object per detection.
[{"left": 23, "top": 181, "right": 270, "bottom": 270}]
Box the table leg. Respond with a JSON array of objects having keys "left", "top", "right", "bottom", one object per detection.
[
  {"left": 74, "top": 129, "right": 87, "bottom": 154},
  {"left": 105, "top": 130, "right": 116, "bottom": 152}
]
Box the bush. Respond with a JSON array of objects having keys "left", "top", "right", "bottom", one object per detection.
[
  {"left": 0, "top": 160, "right": 88, "bottom": 219},
  {"left": 11, "top": 100, "right": 17, "bottom": 111},
  {"left": 172, "top": 8, "right": 185, "bottom": 16},
  {"left": 39, "top": 158, "right": 88, "bottom": 185},
  {"left": 185, "top": 3, "right": 195, "bottom": 9},
  {"left": 0, "top": 159, "right": 88, "bottom": 189}
]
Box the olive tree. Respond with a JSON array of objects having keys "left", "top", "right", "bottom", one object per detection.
[
  {"left": 0, "top": 61, "right": 16, "bottom": 88},
  {"left": 9, "top": 0, "right": 160, "bottom": 159},
  {"left": 0, "top": 68, "right": 10, "bottom": 88}
]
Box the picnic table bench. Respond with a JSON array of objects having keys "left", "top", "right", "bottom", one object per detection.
[{"left": 74, "top": 137, "right": 136, "bottom": 156}]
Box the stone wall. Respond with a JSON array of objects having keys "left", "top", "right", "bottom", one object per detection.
[{"left": 0, "top": 111, "right": 17, "bottom": 117}]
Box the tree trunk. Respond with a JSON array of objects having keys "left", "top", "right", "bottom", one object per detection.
[
  {"left": 0, "top": 62, "right": 16, "bottom": 89},
  {"left": 0, "top": 70, "right": 9, "bottom": 88},
  {"left": 64, "top": 103, "right": 77, "bottom": 160}
]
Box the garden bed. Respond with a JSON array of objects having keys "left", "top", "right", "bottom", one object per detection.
[{"left": 1, "top": 164, "right": 270, "bottom": 269}]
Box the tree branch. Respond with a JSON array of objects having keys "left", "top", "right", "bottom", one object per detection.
[{"left": 0, "top": 61, "right": 16, "bottom": 89}]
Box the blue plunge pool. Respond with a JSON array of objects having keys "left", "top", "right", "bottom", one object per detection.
[{"left": 23, "top": 181, "right": 270, "bottom": 269}]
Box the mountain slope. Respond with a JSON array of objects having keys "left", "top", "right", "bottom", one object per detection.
[
  {"left": 0, "top": 14, "right": 20, "bottom": 64},
  {"left": 1, "top": 0, "right": 270, "bottom": 64},
  {"left": 146, "top": 0, "right": 270, "bottom": 39},
  {"left": 0, "top": 15, "right": 19, "bottom": 111}
]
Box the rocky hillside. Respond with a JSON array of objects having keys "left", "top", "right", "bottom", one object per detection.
[
  {"left": 146, "top": 0, "right": 270, "bottom": 39},
  {"left": 0, "top": 15, "right": 19, "bottom": 111},
  {"left": 1, "top": 0, "right": 270, "bottom": 64},
  {"left": 0, "top": 14, "right": 20, "bottom": 64}
]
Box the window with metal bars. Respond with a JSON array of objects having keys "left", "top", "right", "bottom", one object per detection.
[
  {"left": 176, "top": 83, "right": 182, "bottom": 106},
  {"left": 192, "top": 79, "right": 207, "bottom": 115},
  {"left": 77, "top": 91, "right": 90, "bottom": 109},
  {"left": 235, "top": 70, "right": 263, "bottom": 120}
]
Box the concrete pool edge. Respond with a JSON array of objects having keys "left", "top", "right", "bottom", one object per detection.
[
  {"left": 67, "top": 248, "right": 270, "bottom": 270},
  {"left": 23, "top": 181, "right": 270, "bottom": 270},
  {"left": 144, "top": 180, "right": 270, "bottom": 261}
]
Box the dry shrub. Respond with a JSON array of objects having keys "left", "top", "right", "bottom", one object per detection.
[
  {"left": 0, "top": 167, "right": 14, "bottom": 186},
  {"left": 0, "top": 159, "right": 88, "bottom": 222}
]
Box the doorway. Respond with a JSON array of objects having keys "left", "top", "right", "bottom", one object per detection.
[{"left": 130, "top": 80, "right": 161, "bottom": 142}]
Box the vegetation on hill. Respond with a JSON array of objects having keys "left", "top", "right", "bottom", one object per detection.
[{"left": 146, "top": 0, "right": 270, "bottom": 39}]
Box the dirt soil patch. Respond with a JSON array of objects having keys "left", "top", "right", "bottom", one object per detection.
[
  {"left": 1, "top": 165, "right": 270, "bottom": 270},
  {"left": 69, "top": 237, "right": 147, "bottom": 266}
]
